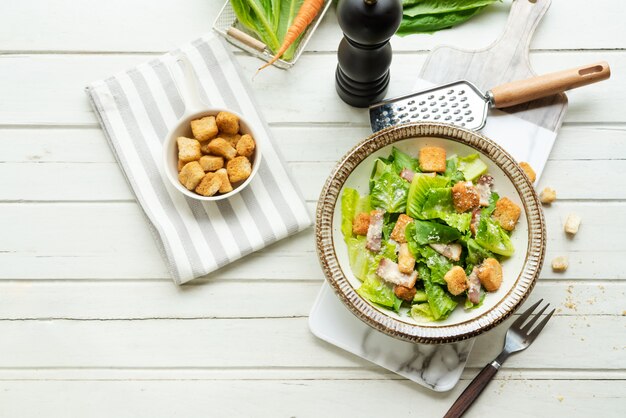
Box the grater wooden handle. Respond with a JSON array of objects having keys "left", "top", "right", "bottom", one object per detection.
[{"left": 489, "top": 61, "right": 611, "bottom": 108}]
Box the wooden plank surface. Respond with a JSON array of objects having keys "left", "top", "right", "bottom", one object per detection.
[{"left": 0, "top": 0, "right": 624, "bottom": 416}]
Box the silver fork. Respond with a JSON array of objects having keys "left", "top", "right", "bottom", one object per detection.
[{"left": 444, "top": 299, "right": 556, "bottom": 418}]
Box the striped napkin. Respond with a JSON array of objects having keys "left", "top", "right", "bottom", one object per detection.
[{"left": 85, "top": 34, "right": 311, "bottom": 284}]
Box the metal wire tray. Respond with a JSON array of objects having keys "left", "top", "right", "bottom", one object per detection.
[{"left": 213, "top": 0, "right": 333, "bottom": 69}]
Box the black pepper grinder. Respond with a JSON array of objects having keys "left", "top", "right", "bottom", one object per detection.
[{"left": 335, "top": 0, "right": 403, "bottom": 108}]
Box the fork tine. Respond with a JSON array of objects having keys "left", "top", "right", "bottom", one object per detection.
[
  {"left": 527, "top": 308, "right": 556, "bottom": 343},
  {"left": 511, "top": 299, "right": 543, "bottom": 329},
  {"left": 520, "top": 304, "right": 549, "bottom": 332}
]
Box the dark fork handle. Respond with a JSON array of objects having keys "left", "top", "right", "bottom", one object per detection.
[{"left": 443, "top": 361, "right": 499, "bottom": 418}]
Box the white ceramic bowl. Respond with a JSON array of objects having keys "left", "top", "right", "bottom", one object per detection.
[
  {"left": 162, "top": 108, "right": 262, "bottom": 201},
  {"left": 316, "top": 123, "right": 546, "bottom": 344}
]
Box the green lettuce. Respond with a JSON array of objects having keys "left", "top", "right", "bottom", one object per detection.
[
  {"left": 370, "top": 171, "right": 409, "bottom": 213},
  {"left": 410, "top": 303, "right": 435, "bottom": 321},
  {"left": 406, "top": 174, "right": 449, "bottom": 218},
  {"left": 419, "top": 264, "right": 458, "bottom": 320},
  {"left": 475, "top": 216, "right": 514, "bottom": 256},
  {"left": 465, "top": 237, "right": 495, "bottom": 265},
  {"left": 458, "top": 154, "right": 488, "bottom": 181},
  {"left": 409, "top": 219, "right": 462, "bottom": 245},
  {"left": 341, "top": 188, "right": 359, "bottom": 239},
  {"left": 421, "top": 188, "right": 472, "bottom": 232},
  {"left": 413, "top": 289, "right": 428, "bottom": 303},
  {"left": 391, "top": 146, "right": 419, "bottom": 174},
  {"left": 444, "top": 157, "right": 465, "bottom": 185}
]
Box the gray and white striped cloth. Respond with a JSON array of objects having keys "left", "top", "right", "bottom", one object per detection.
[{"left": 86, "top": 34, "right": 311, "bottom": 284}]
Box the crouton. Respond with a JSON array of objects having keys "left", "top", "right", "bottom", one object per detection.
[
  {"left": 236, "top": 134, "right": 256, "bottom": 158},
  {"left": 352, "top": 212, "right": 370, "bottom": 236},
  {"left": 398, "top": 243, "right": 416, "bottom": 274},
  {"left": 444, "top": 266, "right": 468, "bottom": 296},
  {"left": 207, "top": 138, "right": 237, "bottom": 160},
  {"left": 220, "top": 133, "right": 241, "bottom": 148},
  {"left": 178, "top": 161, "right": 205, "bottom": 190},
  {"left": 199, "top": 155, "right": 224, "bottom": 172},
  {"left": 227, "top": 156, "right": 252, "bottom": 183},
  {"left": 190, "top": 116, "right": 218, "bottom": 141},
  {"left": 214, "top": 168, "right": 233, "bottom": 194},
  {"left": 564, "top": 213, "right": 581, "bottom": 235},
  {"left": 390, "top": 214, "right": 413, "bottom": 243},
  {"left": 200, "top": 140, "right": 212, "bottom": 155},
  {"left": 540, "top": 187, "right": 557, "bottom": 204},
  {"left": 419, "top": 146, "right": 446, "bottom": 172},
  {"left": 394, "top": 285, "right": 416, "bottom": 302},
  {"left": 551, "top": 256, "right": 569, "bottom": 272},
  {"left": 177, "top": 159, "right": 185, "bottom": 172},
  {"left": 477, "top": 258, "right": 502, "bottom": 292},
  {"left": 195, "top": 173, "right": 222, "bottom": 197},
  {"left": 216, "top": 111, "right": 239, "bottom": 134},
  {"left": 519, "top": 162, "right": 536, "bottom": 183},
  {"left": 492, "top": 197, "right": 521, "bottom": 231},
  {"left": 452, "top": 181, "right": 480, "bottom": 213},
  {"left": 177, "top": 137, "right": 202, "bottom": 162}
]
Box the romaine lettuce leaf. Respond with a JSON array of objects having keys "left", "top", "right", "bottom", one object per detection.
[
  {"left": 357, "top": 275, "right": 401, "bottom": 311},
  {"left": 423, "top": 275, "right": 458, "bottom": 320},
  {"left": 421, "top": 188, "right": 472, "bottom": 232},
  {"left": 370, "top": 171, "right": 409, "bottom": 213},
  {"left": 464, "top": 292, "right": 485, "bottom": 310},
  {"left": 346, "top": 236, "right": 371, "bottom": 280},
  {"left": 458, "top": 154, "right": 488, "bottom": 181},
  {"left": 406, "top": 174, "right": 449, "bottom": 218},
  {"left": 466, "top": 237, "right": 495, "bottom": 265},
  {"left": 410, "top": 303, "right": 435, "bottom": 321},
  {"left": 444, "top": 157, "right": 465, "bottom": 185},
  {"left": 413, "top": 289, "right": 428, "bottom": 303},
  {"left": 416, "top": 246, "right": 453, "bottom": 285},
  {"left": 341, "top": 188, "right": 359, "bottom": 239},
  {"left": 475, "top": 216, "right": 514, "bottom": 256},
  {"left": 410, "top": 220, "right": 462, "bottom": 245},
  {"left": 391, "top": 146, "right": 419, "bottom": 174}
]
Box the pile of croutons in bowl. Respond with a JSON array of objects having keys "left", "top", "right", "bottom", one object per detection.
[{"left": 177, "top": 111, "right": 256, "bottom": 197}]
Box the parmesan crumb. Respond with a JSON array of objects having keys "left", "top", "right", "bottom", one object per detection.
[
  {"left": 564, "top": 213, "right": 581, "bottom": 235},
  {"left": 557, "top": 396, "right": 564, "bottom": 402},
  {"left": 552, "top": 256, "right": 569, "bottom": 272},
  {"left": 540, "top": 187, "right": 557, "bottom": 204}
]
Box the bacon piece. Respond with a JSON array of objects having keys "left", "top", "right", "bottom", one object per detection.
[
  {"left": 365, "top": 210, "right": 384, "bottom": 252},
  {"left": 467, "top": 267, "right": 482, "bottom": 304},
  {"left": 476, "top": 175, "right": 494, "bottom": 207},
  {"left": 429, "top": 243, "right": 462, "bottom": 261},
  {"left": 376, "top": 258, "right": 418, "bottom": 288},
  {"left": 470, "top": 208, "right": 481, "bottom": 237},
  {"left": 399, "top": 168, "right": 415, "bottom": 183}
]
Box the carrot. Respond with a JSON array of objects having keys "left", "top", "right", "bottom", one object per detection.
[{"left": 258, "top": 0, "right": 325, "bottom": 71}]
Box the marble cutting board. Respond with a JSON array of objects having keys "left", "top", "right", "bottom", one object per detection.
[{"left": 309, "top": 0, "right": 564, "bottom": 392}]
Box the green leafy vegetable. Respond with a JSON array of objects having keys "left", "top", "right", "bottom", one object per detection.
[
  {"left": 410, "top": 220, "right": 462, "bottom": 245},
  {"left": 398, "top": 1, "right": 500, "bottom": 36},
  {"left": 341, "top": 188, "right": 359, "bottom": 240},
  {"left": 370, "top": 171, "right": 409, "bottom": 213},
  {"left": 419, "top": 264, "right": 458, "bottom": 320},
  {"left": 464, "top": 292, "right": 485, "bottom": 310},
  {"left": 230, "top": 0, "right": 305, "bottom": 62},
  {"left": 444, "top": 157, "right": 465, "bottom": 185},
  {"left": 475, "top": 216, "right": 514, "bottom": 256},
  {"left": 421, "top": 188, "right": 472, "bottom": 232},
  {"left": 391, "top": 146, "right": 419, "bottom": 174},
  {"left": 410, "top": 303, "right": 435, "bottom": 321},
  {"left": 458, "top": 154, "right": 488, "bottom": 181},
  {"left": 466, "top": 238, "right": 495, "bottom": 265},
  {"left": 406, "top": 174, "right": 449, "bottom": 218},
  {"left": 413, "top": 289, "right": 428, "bottom": 303}
]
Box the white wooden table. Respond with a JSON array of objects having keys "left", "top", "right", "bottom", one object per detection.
[{"left": 0, "top": 1, "right": 624, "bottom": 416}]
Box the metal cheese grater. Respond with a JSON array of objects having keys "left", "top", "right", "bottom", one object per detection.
[{"left": 369, "top": 62, "right": 610, "bottom": 132}]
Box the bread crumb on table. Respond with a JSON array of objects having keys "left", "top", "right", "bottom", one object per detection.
[
  {"left": 540, "top": 187, "right": 557, "bottom": 204},
  {"left": 552, "top": 256, "right": 569, "bottom": 272},
  {"left": 519, "top": 161, "right": 537, "bottom": 183},
  {"left": 564, "top": 213, "right": 582, "bottom": 235}
]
